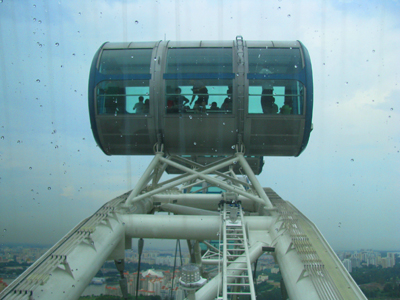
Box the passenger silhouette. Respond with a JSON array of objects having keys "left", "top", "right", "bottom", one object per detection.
[
  {"left": 133, "top": 96, "right": 144, "bottom": 114},
  {"left": 174, "top": 87, "right": 189, "bottom": 113},
  {"left": 280, "top": 99, "right": 293, "bottom": 114},
  {"left": 190, "top": 81, "right": 209, "bottom": 112},
  {"left": 210, "top": 102, "right": 219, "bottom": 111},
  {"left": 221, "top": 86, "right": 233, "bottom": 111},
  {"left": 261, "top": 89, "right": 278, "bottom": 114},
  {"left": 143, "top": 99, "right": 150, "bottom": 114}
]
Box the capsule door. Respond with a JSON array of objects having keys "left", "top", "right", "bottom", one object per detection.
[{"left": 161, "top": 42, "right": 237, "bottom": 156}]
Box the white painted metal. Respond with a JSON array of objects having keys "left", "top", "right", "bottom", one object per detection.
[
  {"left": 1, "top": 152, "right": 367, "bottom": 300},
  {"left": 236, "top": 153, "right": 273, "bottom": 209},
  {"left": 221, "top": 203, "right": 256, "bottom": 300}
]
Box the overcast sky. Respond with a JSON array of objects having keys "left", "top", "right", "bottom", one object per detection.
[{"left": 0, "top": 0, "right": 399, "bottom": 251}]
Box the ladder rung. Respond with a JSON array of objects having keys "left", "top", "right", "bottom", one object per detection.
[
  {"left": 227, "top": 275, "right": 249, "bottom": 278},
  {"left": 227, "top": 292, "right": 252, "bottom": 295},
  {"left": 228, "top": 283, "right": 250, "bottom": 286},
  {"left": 228, "top": 268, "right": 248, "bottom": 270}
]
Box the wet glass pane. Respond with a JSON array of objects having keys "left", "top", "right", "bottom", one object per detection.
[
  {"left": 165, "top": 79, "right": 232, "bottom": 113},
  {"left": 99, "top": 49, "right": 153, "bottom": 74},
  {"left": 248, "top": 48, "right": 302, "bottom": 74},
  {"left": 248, "top": 80, "right": 304, "bottom": 114},
  {"left": 166, "top": 48, "right": 233, "bottom": 74},
  {"left": 96, "top": 80, "right": 150, "bottom": 115}
]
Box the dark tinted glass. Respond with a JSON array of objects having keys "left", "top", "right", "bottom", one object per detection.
[
  {"left": 248, "top": 48, "right": 302, "bottom": 74},
  {"left": 166, "top": 48, "right": 233, "bottom": 73},
  {"left": 99, "top": 49, "right": 153, "bottom": 74}
]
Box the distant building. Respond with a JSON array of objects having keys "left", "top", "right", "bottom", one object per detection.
[
  {"left": 271, "top": 268, "right": 280, "bottom": 274},
  {"left": 342, "top": 259, "right": 352, "bottom": 273}
]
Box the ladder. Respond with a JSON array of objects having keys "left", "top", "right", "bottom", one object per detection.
[{"left": 220, "top": 202, "right": 256, "bottom": 300}]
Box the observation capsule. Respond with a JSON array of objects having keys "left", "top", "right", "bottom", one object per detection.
[{"left": 89, "top": 37, "right": 313, "bottom": 158}]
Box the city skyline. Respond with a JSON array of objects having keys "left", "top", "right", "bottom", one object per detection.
[{"left": 0, "top": 0, "right": 399, "bottom": 252}]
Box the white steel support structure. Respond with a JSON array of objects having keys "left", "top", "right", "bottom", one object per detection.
[{"left": 1, "top": 148, "right": 367, "bottom": 300}]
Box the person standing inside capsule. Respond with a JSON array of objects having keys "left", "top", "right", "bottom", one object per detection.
[
  {"left": 133, "top": 96, "right": 144, "bottom": 114},
  {"left": 190, "top": 80, "right": 209, "bottom": 112}
]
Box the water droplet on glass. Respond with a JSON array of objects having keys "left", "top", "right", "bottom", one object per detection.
[
  {"left": 236, "top": 73, "right": 239, "bottom": 77},
  {"left": 193, "top": 142, "right": 197, "bottom": 145},
  {"left": 135, "top": 20, "right": 139, "bottom": 24},
  {"left": 36, "top": 79, "right": 40, "bottom": 83},
  {"left": 390, "top": 108, "right": 393, "bottom": 111},
  {"left": 294, "top": 65, "right": 298, "bottom": 68},
  {"left": 55, "top": 42, "right": 59, "bottom": 46},
  {"left": 287, "top": 14, "right": 291, "bottom": 17},
  {"left": 38, "top": 20, "right": 42, "bottom": 24},
  {"left": 231, "top": 145, "right": 235, "bottom": 149},
  {"left": 372, "top": 50, "right": 375, "bottom": 53},
  {"left": 277, "top": 6, "right": 281, "bottom": 10},
  {"left": 189, "top": 115, "right": 192, "bottom": 119},
  {"left": 29, "top": 167, "right": 32, "bottom": 170},
  {"left": 222, "top": 122, "right": 225, "bottom": 125},
  {"left": 33, "top": 18, "right": 37, "bottom": 22},
  {"left": 0, "top": 136, "right": 4, "bottom": 140},
  {"left": 17, "top": 140, "right": 21, "bottom": 143},
  {"left": 48, "top": 187, "right": 51, "bottom": 190},
  {"left": 350, "top": 159, "right": 354, "bottom": 162}
]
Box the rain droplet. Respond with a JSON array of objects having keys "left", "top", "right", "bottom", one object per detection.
[
  {"left": 135, "top": 20, "right": 139, "bottom": 24},
  {"left": 0, "top": 136, "right": 4, "bottom": 140},
  {"left": 17, "top": 140, "right": 21, "bottom": 143},
  {"left": 390, "top": 108, "right": 393, "bottom": 111},
  {"left": 277, "top": 6, "right": 281, "bottom": 10},
  {"left": 3, "top": 229, "right": 6, "bottom": 232},
  {"left": 33, "top": 18, "right": 37, "bottom": 22},
  {"left": 231, "top": 145, "right": 235, "bottom": 149},
  {"left": 55, "top": 42, "right": 59, "bottom": 47},
  {"left": 29, "top": 167, "right": 32, "bottom": 170},
  {"left": 47, "top": 187, "right": 51, "bottom": 190},
  {"left": 38, "top": 20, "right": 42, "bottom": 24},
  {"left": 350, "top": 159, "right": 354, "bottom": 162},
  {"left": 222, "top": 122, "right": 225, "bottom": 125},
  {"left": 36, "top": 79, "right": 41, "bottom": 83},
  {"left": 372, "top": 50, "right": 375, "bottom": 53},
  {"left": 189, "top": 115, "right": 193, "bottom": 119},
  {"left": 193, "top": 142, "right": 197, "bottom": 145},
  {"left": 287, "top": 14, "right": 291, "bottom": 17}
]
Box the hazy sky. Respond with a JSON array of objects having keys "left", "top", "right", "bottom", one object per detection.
[{"left": 0, "top": 0, "right": 399, "bottom": 251}]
